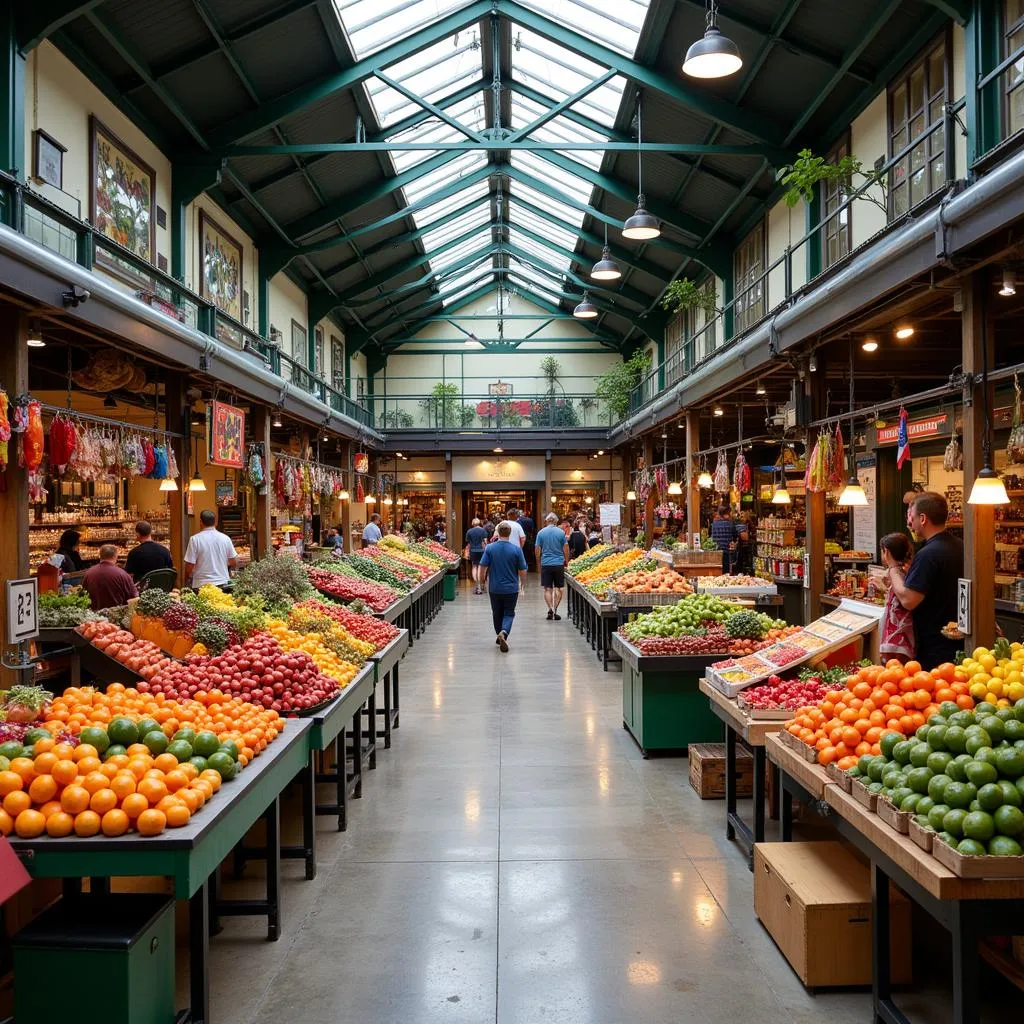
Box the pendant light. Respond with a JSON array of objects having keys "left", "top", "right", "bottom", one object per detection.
[
  {"left": 159, "top": 477, "right": 178, "bottom": 491},
  {"left": 837, "top": 340, "right": 868, "bottom": 507},
  {"left": 189, "top": 435, "right": 206, "bottom": 492},
  {"left": 591, "top": 223, "right": 622, "bottom": 281},
  {"left": 626, "top": 489, "right": 637, "bottom": 501},
  {"left": 967, "top": 309, "right": 1010, "bottom": 505},
  {"left": 697, "top": 462, "right": 713, "bottom": 488},
  {"left": 573, "top": 293, "right": 599, "bottom": 319},
  {"left": 272, "top": 409, "right": 283, "bottom": 428},
  {"left": 26, "top": 320, "right": 45, "bottom": 347},
  {"left": 683, "top": 1, "right": 743, "bottom": 79},
  {"left": 339, "top": 489, "right": 350, "bottom": 501},
  {"left": 622, "top": 95, "right": 661, "bottom": 241},
  {"left": 366, "top": 493, "right": 376, "bottom": 504},
  {"left": 1000, "top": 268, "right": 1017, "bottom": 297},
  {"left": 668, "top": 480, "right": 683, "bottom": 495},
  {"left": 771, "top": 477, "right": 791, "bottom": 504}
]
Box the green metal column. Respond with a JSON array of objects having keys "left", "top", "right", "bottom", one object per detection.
[
  {"left": 805, "top": 183, "right": 822, "bottom": 282},
  {"left": 965, "top": 0, "right": 1000, "bottom": 170},
  {"left": 0, "top": 6, "right": 25, "bottom": 179},
  {"left": 722, "top": 273, "right": 734, "bottom": 344},
  {"left": 257, "top": 249, "right": 270, "bottom": 339},
  {"left": 170, "top": 161, "right": 223, "bottom": 282},
  {"left": 655, "top": 334, "right": 665, "bottom": 392}
]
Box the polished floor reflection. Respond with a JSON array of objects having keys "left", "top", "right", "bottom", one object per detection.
[{"left": 206, "top": 580, "right": 873, "bottom": 1024}]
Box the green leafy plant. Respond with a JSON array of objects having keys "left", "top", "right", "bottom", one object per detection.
[
  {"left": 459, "top": 404, "right": 476, "bottom": 427},
  {"left": 379, "top": 409, "right": 414, "bottom": 428},
  {"left": 778, "top": 148, "right": 887, "bottom": 216},
  {"left": 662, "top": 278, "right": 717, "bottom": 318},
  {"left": 595, "top": 350, "right": 652, "bottom": 421},
  {"left": 233, "top": 554, "right": 314, "bottom": 611},
  {"left": 420, "top": 382, "right": 463, "bottom": 427},
  {"left": 540, "top": 356, "right": 562, "bottom": 394},
  {"left": 498, "top": 399, "right": 522, "bottom": 426}
]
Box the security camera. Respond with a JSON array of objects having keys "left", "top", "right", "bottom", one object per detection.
[{"left": 62, "top": 285, "right": 90, "bottom": 307}]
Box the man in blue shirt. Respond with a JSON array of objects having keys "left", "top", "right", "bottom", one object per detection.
[
  {"left": 479, "top": 522, "right": 528, "bottom": 652},
  {"left": 464, "top": 517, "right": 489, "bottom": 594},
  {"left": 535, "top": 513, "right": 570, "bottom": 621},
  {"left": 711, "top": 504, "right": 742, "bottom": 574}
]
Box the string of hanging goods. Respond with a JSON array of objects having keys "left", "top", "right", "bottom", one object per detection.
[{"left": 272, "top": 452, "right": 349, "bottom": 509}]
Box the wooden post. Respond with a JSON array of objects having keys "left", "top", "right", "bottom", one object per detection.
[
  {"left": 686, "top": 410, "right": 700, "bottom": 543},
  {"left": 341, "top": 442, "right": 352, "bottom": 552},
  {"left": 544, "top": 453, "right": 552, "bottom": 514},
  {"left": 164, "top": 376, "right": 187, "bottom": 584},
  {"left": 0, "top": 309, "right": 29, "bottom": 690},
  {"left": 444, "top": 456, "right": 454, "bottom": 541},
  {"left": 962, "top": 272, "right": 996, "bottom": 648},
  {"left": 643, "top": 435, "right": 655, "bottom": 545},
  {"left": 251, "top": 405, "right": 272, "bottom": 559}
]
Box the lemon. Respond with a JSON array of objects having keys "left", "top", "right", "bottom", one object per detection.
[
  {"left": 973, "top": 646, "right": 990, "bottom": 661},
  {"left": 998, "top": 698, "right": 1012, "bottom": 708},
  {"left": 980, "top": 654, "right": 998, "bottom": 672},
  {"left": 993, "top": 666, "right": 1006, "bottom": 680},
  {"left": 973, "top": 673, "right": 992, "bottom": 685},
  {"left": 988, "top": 679, "right": 1005, "bottom": 695},
  {"left": 1008, "top": 682, "right": 1024, "bottom": 702},
  {"left": 985, "top": 692, "right": 999, "bottom": 705},
  {"left": 970, "top": 681, "right": 989, "bottom": 700}
]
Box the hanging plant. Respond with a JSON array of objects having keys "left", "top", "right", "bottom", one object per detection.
[
  {"left": 777, "top": 148, "right": 888, "bottom": 217},
  {"left": 661, "top": 278, "right": 718, "bottom": 318}
]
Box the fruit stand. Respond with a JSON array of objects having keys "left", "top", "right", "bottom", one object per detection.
[{"left": 566, "top": 578, "right": 621, "bottom": 672}]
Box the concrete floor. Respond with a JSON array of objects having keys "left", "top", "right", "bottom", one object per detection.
[{"left": 199, "top": 581, "right": 1010, "bottom": 1023}]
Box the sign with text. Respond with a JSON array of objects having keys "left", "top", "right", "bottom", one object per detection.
[
  {"left": 451, "top": 455, "right": 545, "bottom": 483},
  {"left": 958, "top": 578, "right": 971, "bottom": 634},
  {"left": 6, "top": 578, "right": 38, "bottom": 644},
  {"left": 599, "top": 503, "right": 621, "bottom": 526},
  {"left": 871, "top": 413, "right": 950, "bottom": 448}
]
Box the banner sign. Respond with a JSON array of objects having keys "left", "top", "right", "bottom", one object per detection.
[
  {"left": 870, "top": 412, "right": 950, "bottom": 448},
  {"left": 353, "top": 452, "right": 369, "bottom": 474},
  {"left": 209, "top": 401, "right": 245, "bottom": 468}
]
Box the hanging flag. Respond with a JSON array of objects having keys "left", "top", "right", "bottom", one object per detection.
[{"left": 896, "top": 406, "right": 910, "bottom": 469}]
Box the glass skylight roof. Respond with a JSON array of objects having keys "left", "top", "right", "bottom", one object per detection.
[{"left": 334, "top": 0, "right": 469, "bottom": 60}]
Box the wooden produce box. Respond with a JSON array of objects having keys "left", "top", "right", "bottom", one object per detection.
[
  {"left": 689, "top": 743, "right": 753, "bottom": 799},
  {"left": 754, "top": 842, "right": 911, "bottom": 988}
]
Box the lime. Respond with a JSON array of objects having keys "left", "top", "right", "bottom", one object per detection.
[
  {"left": 989, "top": 835, "right": 1024, "bottom": 856},
  {"left": 79, "top": 726, "right": 110, "bottom": 753},
  {"left": 848, "top": 766, "right": 862, "bottom": 778},
  {"left": 166, "top": 739, "right": 194, "bottom": 763},
  {"left": 927, "top": 774, "right": 951, "bottom": 803},
  {"left": 926, "top": 751, "right": 952, "bottom": 775},
  {"left": 891, "top": 786, "right": 914, "bottom": 806},
  {"left": 995, "top": 747, "right": 1024, "bottom": 779},
  {"left": 979, "top": 716, "right": 1006, "bottom": 744},
  {"left": 906, "top": 767, "right": 934, "bottom": 794},
  {"left": 973, "top": 747, "right": 998, "bottom": 766},
  {"left": 928, "top": 803, "right": 951, "bottom": 830},
  {"left": 868, "top": 781, "right": 884, "bottom": 793},
  {"left": 996, "top": 707, "right": 1017, "bottom": 722},
  {"left": 192, "top": 732, "right": 221, "bottom": 759},
  {"left": 0, "top": 741, "right": 22, "bottom": 761},
  {"left": 23, "top": 727, "right": 50, "bottom": 746},
  {"left": 942, "top": 726, "right": 967, "bottom": 755},
  {"left": 965, "top": 731, "right": 992, "bottom": 756},
  {"left": 909, "top": 744, "right": 932, "bottom": 769},
  {"left": 879, "top": 732, "right": 902, "bottom": 760},
  {"left": 900, "top": 793, "right": 923, "bottom": 812},
  {"left": 969, "top": 800, "right": 982, "bottom": 813},
  {"left": 102, "top": 744, "right": 127, "bottom": 761},
  {"left": 926, "top": 724, "right": 948, "bottom": 751},
  {"left": 1017, "top": 776, "right": 1024, "bottom": 800},
  {"left": 135, "top": 718, "right": 160, "bottom": 741},
  {"left": 916, "top": 796, "right": 935, "bottom": 815},
  {"left": 994, "top": 805, "right": 1024, "bottom": 837},
  {"left": 0, "top": 755, "right": 9, "bottom": 772},
  {"left": 945, "top": 758, "right": 968, "bottom": 782},
  {"left": 1015, "top": 697, "right": 1024, "bottom": 721},
  {"left": 893, "top": 741, "right": 914, "bottom": 765},
  {"left": 936, "top": 831, "right": 957, "bottom": 847},
  {"left": 998, "top": 780, "right": 1023, "bottom": 807},
  {"left": 915, "top": 814, "right": 934, "bottom": 830},
  {"left": 107, "top": 717, "right": 139, "bottom": 747},
  {"left": 172, "top": 728, "right": 197, "bottom": 747},
  {"left": 977, "top": 783, "right": 1004, "bottom": 811},
  {"left": 206, "top": 751, "right": 235, "bottom": 779},
  {"left": 944, "top": 781, "right": 974, "bottom": 809},
  {"left": 943, "top": 808, "right": 968, "bottom": 837},
  {"left": 868, "top": 758, "right": 888, "bottom": 783},
  {"left": 957, "top": 838, "right": 987, "bottom": 856},
  {"left": 188, "top": 756, "right": 208, "bottom": 774},
  {"left": 143, "top": 730, "right": 169, "bottom": 755},
  {"left": 218, "top": 740, "right": 240, "bottom": 762},
  {"left": 938, "top": 701, "right": 960, "bottom": 718},
  {"left": 858, "top": 754, "right": 875, "bottom": 775},
  {"left": 917, "top": 725, "right": 931, "bottom": 744},
  {"left": 949, "top": 711, "right": 975, "bottom": 729},
  {"left": 965, "top": 760, "right": 998, "bottom": 787},
  {"left": 963, "top": 810, "right": 996, "bottom": 842}
]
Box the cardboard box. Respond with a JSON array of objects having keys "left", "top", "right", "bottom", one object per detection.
[
  {"left": 688, "top": 742, "right": 753, "bottom": 799},
  {"left": 754, "top": 841, "right": 912, "bottom": 988}
]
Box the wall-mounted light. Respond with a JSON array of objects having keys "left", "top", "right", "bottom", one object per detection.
[
  {"left": 755, "top": 380, "right": 766, "bottom": 396},
  {"left": 493, "top": 446, "right": 504, "bottom": 454},
  {"left": 365, "top": 494, "right": 376, "bottom": 504},
  {"left": 894, "top": 323, "right": 914, "bottom": 340},
  {"left": 1000, "top": 268, "right": 1017, "bottom": 297},
  {"left": 861, "top": 337, "right": 879, "bottom": 353},
  {"left": 585, "top": 496, "right": 593, "bottom": 504}
]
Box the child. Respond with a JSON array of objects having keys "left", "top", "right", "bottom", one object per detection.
[{"left": 879, "top": 532, "right": 915, "bottom": 663}]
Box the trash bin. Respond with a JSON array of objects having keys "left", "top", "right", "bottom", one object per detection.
[
  {"left": 14, "top": 893, "right": 176, "bottom": 1024},
  {"left": 444, "top": 571, "right": 458, "bottom": 601}
]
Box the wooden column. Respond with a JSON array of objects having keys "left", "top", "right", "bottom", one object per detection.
[
  {"left": 642, "top": 435, "right": 655, "bottom": 545},
  {"left": 341, "top": 442, "right": 352, "bottom": 552},
  {"left": 962, "top": 272, "right": 996, "bottom": 647},
  {"left": 805, "top": 360, "right": 827, "bottom": 623},
  {"left": 164, "top": 376, "right": 188, "bottom": 584},
  {"left": 544, "top": 453, "right": 552, "bottom": 514},
  {"left": 251, "top": 405, "right": 272, "bottom": 559},
  {"left": 444, "top": 455, "right": 454, "bottom": 539},
  {"left": 686, "top": 410, "right": 700, "bottom": 543},
  {"left": 0, "top": 309, "right": 29, "bottom": 689}
]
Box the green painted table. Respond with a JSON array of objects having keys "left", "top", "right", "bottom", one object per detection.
[
  {"left": 611, "top": 633, "right": 723, "bottom": 756},
  {"left": 370, "top": 629, "right": 410, "bottom": 749},
  {"left": 9, "top": 716, "right": 314, "bottom": 1024}
]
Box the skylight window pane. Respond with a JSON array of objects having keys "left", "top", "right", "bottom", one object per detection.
[
  {"left": 510, "top": 151, "right": 591, "bottom": 204},
  {"left": 404, "top": 153, "right": 485, "bottom": 206},
  {"left": 422, "top": 204, "right": 490, "bottom": 247},
  {"left": 509, "top": 228, "right": 569, "bottom": 271},
  {"left": 334, "top": 0, "right": 469, "bottom": 60},
  {"left": 514, "top": 0, "right": 650, "bottom": 56},
  {"left": 432, "top": 231, "right": 491, "bottom": 269},
  {"left": 388, "top": 92, "right": 488, "bottom": 170},
  {"left": 511, "top": 207, "right": 578, "bottom": 250}
]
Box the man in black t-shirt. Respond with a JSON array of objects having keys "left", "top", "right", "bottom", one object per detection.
[
  {"left": 887, "top": 491, "right": 963, "bottom": 669},
  {"left": 124, "top": 521, "right": 174, "bottom": 583}
]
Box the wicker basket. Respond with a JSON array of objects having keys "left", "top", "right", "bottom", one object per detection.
[{"left": 611, "top": 590, "right": 690, "bottom": 608}]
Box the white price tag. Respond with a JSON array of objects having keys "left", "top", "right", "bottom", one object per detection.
[
  {"left": 6, "top": 578, "right": 39, "bottom": 644},
  {"left": 957, "top": 578, "right": 970, "bottom": 634}
]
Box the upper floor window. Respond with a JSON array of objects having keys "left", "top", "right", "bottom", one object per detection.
[
  {"left": 823, "top": 134, "right": 852, "bottom": 269},
  {"left": 889, "top": 36, "right": 947, "bottom": 218},
  {"left": 665, "top": 310, "right": 684, "bottom": 386},
  {"left": 331, "top": 336, "right": 345, "bottom": 392},
  {"left": 290, "top": 320, "right": 307, "bottom": 382},
  {"left": 314, "top": 326, "right": 324, "bottom": 379},
  {"left": 734, "top": 224, "right": 765, "bottom": 334},
  {"left": 1005, "top": 1, "right": 1024, "bottom": 137}
]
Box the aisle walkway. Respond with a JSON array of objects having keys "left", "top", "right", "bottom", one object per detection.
[{"left": 210, "top": 581, "right": 872, "bottom": 1024}]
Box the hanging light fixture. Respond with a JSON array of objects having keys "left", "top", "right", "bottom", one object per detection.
[
  {"left": 493, "top": 446, "right": 504, "bottom": 454},
  {"left": 894, "top": 323, "right": 914, "bottom": 340},
  {"left": 366, "top": 494, "right": 376, "bottom": 504},
  {"left": 697, "top": 467, "right": 713, "bottom": 488},
  {"left": 159, "top": 477, "right": 178, "bottom": 492},
  {"left": 626, "top": 489, "right": 637, "bottom": 501},
  {"left": 272, "top": 409, "right": 283, "bottom": 428},
  {"left": 837, "top": 339, "right": 868, "bottom": 507},
  {"left": 713, "top": 404, "right": 724, "bottom": 416},
  {"left": 26, "top": 322, "right": 45, "bottom": 348},
  {"left": 591, "top": 222, "right": 622, "bottom": 281},
  {"left": 383, "top": 496, "right": 393, "bottom": 506},
  {"left": 861, "top": 336, "right": 879, "bottom": 353},
  {"left": 622, "top": 95, "right": 661, "bottom": 241},
  {"left": 683, "top": 1, "right": 743, "bottom": 79},
  {"left": 189, "top": 435, "right": 206, "bottom": 492},
  {"left": 668, "top": 480, "right": 683, "bottom": 495},
  {"left": 1000, "top": 268, "right": 1017, "bottom": 297},
  {"left": 968, "top": 308, "right": 1010, "bottom": 505},
  {"left": 573, "top": 293, "right": 599, "bottom": 319},
  {"left": 755, "top": 380, "right": 766, "bottom": 396},
  {"left": 339, "top": 489, "right": 350, "bottom": 501},
  {"left": 585, "top": 496, "right": 593, "bottom": 504},
  {"left": 771, "top": 477, "right": 791, "bottom": 504}
]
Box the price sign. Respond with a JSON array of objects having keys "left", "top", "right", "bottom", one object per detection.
[
  {"left": 803, "top": 553, "right": 810, "bottom": 591},
  {"left": 599, "top": 503, "right": 621, "bottom": 526},
  {"left": 957, "top": 578, "right": 971, "bottom": 634},
  {"left": 6, "top": 578, "right": 39, "bottom": 644}
]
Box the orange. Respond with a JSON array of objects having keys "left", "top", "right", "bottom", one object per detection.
[
  {"left": 75, "top": 756, "right": 102, "bottom": 776},
  {"left": 163, "top": 770, "right": 189, "bottom": 793},
  {"left": 0, "top": 808, "right": 12, "bottom": 836},
  {"left": 73, "top": 743, "right": 99, "bottom": 762},
  {"left": 52, "top": 742, "right": 76, "bottom": 760},
  {"left": 9, "top": 758, "right": 36, "bottom": 784},
  {"left": 106, "top": 754, "right": 129, "bottom": 769},
  {"left": 45, "top": 810, "right": 74, "bottom": 837},
  {"left": 89, "top": 788, "right": 118, "bottom": 815},
  {"left": 199, "top": 770, "right": 222, "bottom": 792},
  {"left": 51, "top": 759, "right": 78, "bottom": 786},
  {"left": 3, "top": 790, "right": 31, "bottom": 817},
  {"left": 136, "top": 809, "right": 166, "bottom": 837},
  {"left": 121, "top": 793, "right": 149, "bottom": 821},
  {"left": 0, "top": 770, "right": 24, "bottom": 796},
  {"left": 179, "top": 762, "right": 198, "bottom": 781},
  {"left": 153, "top": 753, "right": 179, "bottom": 774},
  {"left": 165, "top": 804, "right": 190, "bottom": 828},
  {"left": 126, "top": 743, "right": 150, "bottom": 758},
  {"left": 127, "top": 758, "right": 152, "bottom": 780},
  {"left": 110, "top": 774, "right": 136, "bottom": 801},
  {"left": 81, "top": 771, "right": 110, "bottom": 795},
  {"left": 154, "top": 795, "right": 184, "bottom": 816},
  {"left": 905, "top": 660, "right": 922, "bottom": 675},
  {"left": 143, "top": 769, "right": 165, "bottom": 780},
  {"left": 32, "top": 737, "right": 55, "bottom": 754},
  {"left": 36, "top": 800, "right": 62, "bottom": 820},
  {"left": 178, "top": 788, "right": 200, "bottom": 814},
  {"left": 15, "top": 809, "right": 46, "bottom": 838},
  {"left": 74, "top": 810, "right": 101, "bottom": 837},
  {"left": 60, "top": 785, "right": 91, "bottom": 815},
  {"left": 32, "top": 752, "right": 58, "bottom": 775},
  {"left": 28, "top": 775, "right": 58, "bottom": 804},
  {"left": 190, "top": 781, "right": 211, "bottom": 805},
  {"left": 101, "top": 809, "right": 129, "bottom": 837},
  {"left": 137, "top": 778, "right": 168, "bottom": 804},
  {"left": 100, "top": 762, "right": 120, "bottom": 780}
]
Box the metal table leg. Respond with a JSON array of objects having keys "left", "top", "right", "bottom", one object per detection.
[
  {"left": 951, "top": 903, "right": 981, "bottom": 1024},
  {"left": 377, "top": 668, "right": 393, "bottom": 748},
  {"left": 871, "top": 863, "right": 894, "bottom": 1024},
  {"left": 725, "top": 725, "right": 737, "bottom": 842},
  {"left": 781, "top": 785, "right": 793, "bottom": 842},
  {"left": 349, "top": 707, "right": 363, "bottom": 799},
  {"left": 315, "top": 736, "right": 347, "bottom": 831},
  {"left": 392, "top": 661, "right": 400, "bottom": 729},
  {"left": 363, "top": 690, "right": 377, "bottom": 770},
  {"left": 189, "top": 882, "right": 211, "bottom": 1024}
]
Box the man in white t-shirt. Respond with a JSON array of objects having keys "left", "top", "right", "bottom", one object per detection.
[
  {"left": 504, "top": 511, "right": 526, "bottom": 548},
  {"left": 362, "top": 514, "right": 383, "bottom": 548},
  {"left": 184, "top": 510, "right": 237, "bottom": 588}
]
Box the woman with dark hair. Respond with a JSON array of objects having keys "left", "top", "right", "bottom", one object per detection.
[
  {"left": 879, "top": 532, "right": 915, "bottom": 663},
  {"left": 56, "top": 529, "right": 86, "bottom": 572}
]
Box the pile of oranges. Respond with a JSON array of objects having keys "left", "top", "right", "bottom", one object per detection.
[
  {"left": 0, "top": 735, "right": 224, "bottom": 839},
  {"left": 43, "top": 683, "right": 284, "bottom": 768},
  {"left": 785, "top": 660, "right": 974, "bottom": 770}
]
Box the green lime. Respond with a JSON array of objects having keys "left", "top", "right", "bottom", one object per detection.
[
  {"left": 858, "top": 754, "right": 875, "bottom": 776},
  {"left": 916, "top": 796, "right": 935, "bottom": 816},
  {"left": 965, "top": 731, "right": 992, "bottom": 756},
  {"left": 893, "top": 741, "right": 914, "bottom": 765},
  {"left": 879, "top": 732, "right": 902, "bottom": 760},
  {"left": 19, "top": 746, "right": 33, "bottom": 759},
  {"left": 965, "top": 760, "right": 998, "bottom": 787},
  {"left": 917, "top": 725, "right": 931, "bottom": 744},
  {"left": 900, "top": 793, "right": 923, "bottom": 812},
  {"left": 906, "top": 767, "right": 934, "bottom": 794},
  {"left": 996, "top": 707, "right": 1017, "bottom": 722},
  {"left": 1002, "top": 720, "right": 1024, "bottom": 741},
  {"left": 969, "top": 800, "right": 982, "bottom": 813},
  {"left": 172, "top": 728, "right": 197, "bottom": 747},
  {"left": 868, "top": 757, "right": 888, "bottom": 783},
  {"left": 135, "top": 718, "right": 160, "bottom": 741},
  {"left": 848, "top": 766, "right": 862, "bottom": 778},
  {"left": 192, "top": 732, "right": 221, "bottom": 758},
  {"left": 166, "top": 740, "right": 194, "bottom": 763},
  {"left": 1017, "top": 776, "right": 1024, "bottom": 801},
  {"left": 957, "top": 838, "right": 987, "bottom": 856},
  {"left": 979, "top": 716, "right": 1006, "bottom": 744},
  {"left": 143, "top": 730, "right": 169, "bottom": 755},
  {"left": 909, "top": 744, "right": 932, "bottom": 769},
  {"left": 23, "top": 727, "right": 50, "bottom": 746},
  {"left": 949, "top": 711, "right": 975, "bottom": 729},
  {"left": 927, "top": 774, "right": 951, "bottom": 803},
  {"left": 998, "top": 780, "right": 1023, "bottom": 807},
  {"left": 868, "top": 781, "right": 884, "bottom": 793},
  {"left": 206, "top": 751, "right": 235, "bottom": 779},
  {"left": 217, "top": 741, "right": 240, "bottom": 762},
  {"left": 107, "top": 717, "right": 139, "bottom": 747},
  {"left": 915, "top": 815, "right": 934, "bottom": 831},
  {"left": 973, "top": 746, "right": 998, "bottom": 766},
  {"left": 0, "top": 741, "right": 22, "bottom": 762},
  {"left": 927, "top": 724, "right": 948, "bottom": 751},
  {"left": 928, "top": 803, "right": 951, "bottom": 830},
  {"left": 102, "top": 744, "right": 127, "bottom": 761},
  {"left": 1015, "top": 698, "right": 1024, "bottom": 721},
  {"left": 995, "top": 747, "right": 1024, "bottom": 779},
  {"left": 942, "top": 726, "right": 967, "bottom": 755},
  {"left": 938, "top": 701, "right": 959, "bottom": 718},
  {"left": 891, "top": 786, "right": 914, "bottom": 806},
  {"left": 943, "top": 808, "right": 968, "bottom": 837},
  {"left": 79, "top": 726, "right": 110, "bottom": 753},
  {"left": 994, "top": 805, "right": 1024, "bottom": 837},
  {"left": 945, "top": 758, "right": 968, "bottom": 782},
  {"left": 989, "top": 835, "right": 1024, "bottom": 856},
  {"left": 926, "top": 751, "right": 952, "bottom": 775},
  {"left": 0, "top": 755, "right": 9, "bottom": 772},
  {"left": 936, "top": 831, "right": 957, "bottom": 847},
  {"left": 977, "top": 783, "right": 1004, "bottom": 811},
  {"left": 189, "top": 756, "right": 208, "bottom": 774},
  {"left": 944, "top": 781, "right": 974, "bottom": 809},
  {"left": 963, "top": 810, "right": 996, "bottom": 842}
]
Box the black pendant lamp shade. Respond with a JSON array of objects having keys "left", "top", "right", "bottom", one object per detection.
[{"left": 683, "top": 2, "right": 743, "bottom": 79}]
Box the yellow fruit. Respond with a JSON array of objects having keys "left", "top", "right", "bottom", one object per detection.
[
  {"left": 973, "top": 646, "right": 990, "bottom": 661},
  {"left": 969, "top": 681, "right": 989, "bottom": 700},
  {"left": 984, "top": 692, "right": 999, "bottom": 706},
  {"left": 979, "top": 654, "right": 997, "bottom": 673},
  {"left": 992, "top": 666, "right": 1006, "bottom": 680},
  {"left": 997, "top": 698, "right": 1012, "bottom": 708},
  {"left": 987, "top": 679, "right": 1005, "bottom": 695},
  {"left": 1008, "top": 682, "right": 1024, "bottom": 702}
]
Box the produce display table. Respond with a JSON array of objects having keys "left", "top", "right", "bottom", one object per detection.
[
  {"left": 375, "top": 593, "right": 411, "bottom": 628},
  {"left": 371, "top": 629, "right": 409, "bottom": 749},
  {"left": 75, "top": 630, "right": 149, "bottom": 687},
  {"left": 409, "top": 570, "right": 445, "bottom": 639},
  {"left": 699, "top": 680, "right": 784, "bottom": 866},
  {"left": 764, "top": 731, "right": 833, "bottom": 841},
  {"left": 9, "top": 716, "right": 315, "bottom": 1024},
  {"left": 35, "top": 626, "right": 81, "bottom": 687},
  {"left": 824, "top": 785, "right": 1024, "bottom": 1024},
  {"left": 567, "top": 577, "right": 621, "bottom": 671},
  {"left": 611, "top": 634, "right": 723, "bottom": 756}
]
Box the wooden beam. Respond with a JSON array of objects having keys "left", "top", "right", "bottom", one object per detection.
[
  {"left": 643, "top": 435, "right": 655, "bottom": 548},
  {"left": 164, "top": 376, "right": 187, "bottom": 586},
  {"left": 251, "top": 406, "right": 272, "bottom": 559},
  {"left": 686, "top": 410, "right": 700, "bottom": 544}
]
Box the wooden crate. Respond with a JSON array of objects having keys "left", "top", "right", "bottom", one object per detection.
[
  {"left": 688, "top": 743, "right": 753, "bottom": 799},
  {"left": 754, "top": 842, "right": 911, "bottom": 988}
]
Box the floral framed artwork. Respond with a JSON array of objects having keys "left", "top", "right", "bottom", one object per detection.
[
  {"left": 199, "top": 210, "right": 244, "bottom": 322},
  {"left": 90, "top": 116, "right": 155, "bottom": 263},
  {"left": 209, "top": 401, "right": 245, "bottom": 469}
]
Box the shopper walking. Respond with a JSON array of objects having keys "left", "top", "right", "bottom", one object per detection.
[
  {"left": 82, "top": 544, "right": 137, "bottom": 610},
  {"left": 505, "top": 508, "right": 527, "bottom": 548},
  {"left": 519, "top": 507, "right": 536, "bottom": 572},
  {"left": 535, "top": 512, "right": 569, "bottom": 620},
  {"left": 887, "top": 491, "right": 963, "bottom": 669},
  {"left": 711, "top": 504, "right": 739, "bottom": 574},
  {"left": 124, "top": 520, "right": 174, "bottom": 582},
  {"left": 479, "top": 522, "right": 527, "bottom": 652},
  {"left": 362, "top": 513, "right": 383, "bottom": 548},
  {"left": 184, "top": 509, "right": 237, "bottom": 588},
  {"left": 568, "top": 519, "right": 588, "bottom": 559},
  {"left": 464, "top": 517, "right": 489, "bottom": 594}
]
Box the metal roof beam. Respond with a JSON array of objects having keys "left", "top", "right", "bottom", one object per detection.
[
  {"left": 374, "top": 71, "right": 486, "bottom": 142},
  {"left": 16, "top": 1, "right": 103, "bottom": 52},
  {"left": 920, "top": 0, "right": 970, "bottom": 24},
  {"left": 225, "top": 140, "right": 781, "bottom": 155},
  {"left": 508, "top": 69, "right": 617, "bottom": 140}
]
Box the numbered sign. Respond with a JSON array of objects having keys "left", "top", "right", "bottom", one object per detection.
[
  {"left": 957, "top": 578, "right": 971, "bottom": 634},
  {"left": 6, "top": 578, "right": 39, "bottom": 644}
]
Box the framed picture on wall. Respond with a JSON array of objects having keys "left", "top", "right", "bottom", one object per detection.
[
  {"left": 33, "top": 130, "right": 66, "bottom": 189},
  {"left": 89, "top": 116, "right": 156, "bottom": 263},
  {"left": 199, "top": 210, "right": 244, "bottom": 322},
  {"left": 209, "top": 400, "right": 246, "bottom": 469}
]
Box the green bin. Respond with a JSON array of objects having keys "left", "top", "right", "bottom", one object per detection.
[
  {"left": 14, "top": 894, "right": 176, "bottom": 1024},
  {"left": 444, "top": 571, "right": 458, "bottom": 601}
]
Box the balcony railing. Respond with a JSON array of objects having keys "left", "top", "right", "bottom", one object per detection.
[{"left": 0, "top": 171, "right": 373, "bottom": 430}]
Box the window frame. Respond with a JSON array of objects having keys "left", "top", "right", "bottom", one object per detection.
[
  {"left": 331, "top": 335, "right": 345, "bottom": 392},
  {"left": 886, "top": 29, "right": 951, "bottom": 221},
  {"left": 822, "top": 130, "right": 853, "bottom": 270},
  {"left": 1003, "top": 1, "right": 1024, "bottom": 140},
  {"left": 290, "top": 319, "right": 307, "bottom": 386},
  {"left": 733, "top": 223, "right": 766, "bottom": 336}
]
